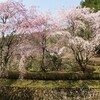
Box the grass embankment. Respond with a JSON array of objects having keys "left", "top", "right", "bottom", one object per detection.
[{"left": 0, "top": 79, "right": 100, "bottom": 88}]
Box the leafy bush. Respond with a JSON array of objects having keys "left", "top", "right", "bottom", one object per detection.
[
  {"left": 25, "top": 57, "right": 41, "bottom": 72},
  {"left": 4, "top": 71, "right": 100, "bottom": 80}
]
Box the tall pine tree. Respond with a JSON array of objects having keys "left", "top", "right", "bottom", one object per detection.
[{"left": 81, "top": 0, "right": 100, "bottom": 11}]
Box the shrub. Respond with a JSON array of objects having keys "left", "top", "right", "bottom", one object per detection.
[{"left": 3, "top": 71, "right": 100, "bottom": 80}]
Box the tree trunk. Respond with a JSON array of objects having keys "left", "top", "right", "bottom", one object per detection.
[{"left": 41, "top": 37, "right": 47, "bottom": 72}]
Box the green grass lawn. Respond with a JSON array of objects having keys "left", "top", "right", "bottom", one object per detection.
[{"left": 0, "top": 79, "right": 100, "bottom": 88}]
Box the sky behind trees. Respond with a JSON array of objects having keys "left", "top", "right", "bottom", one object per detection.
[{"left": 0, "top": 0, "right": 82, "bottom": 13}]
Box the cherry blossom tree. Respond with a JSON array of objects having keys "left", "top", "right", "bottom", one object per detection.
[
  {"left": 0, "top": 0, "right": 27, "bottom": 77},
  {"left": 26, "top": 10, "right": 57, "bottom": 72},
  {"left": 65, "top": 33, "right": 100, "bottom": 72},
  {"left": 57, "top": 7, "right": 95, "bottom": 39},
  {"left": 56, "top": 7, "right": 100, "bottom": 72}
]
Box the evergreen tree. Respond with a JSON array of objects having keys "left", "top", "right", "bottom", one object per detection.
[{"left": 81, "top": 0, "right": 100, "bottom": 11}]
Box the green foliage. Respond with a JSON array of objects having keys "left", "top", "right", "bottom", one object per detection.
[
  {"left": 93, "top": 66, "right": 100, "bottom": 73},
  {"left": 7, "top": 71, "right": 19, "bottom": 79},
  {"left": 50, "top": 52, "right": 62, "bottom": 71},
  {"left": 5, "top": 71, "right": 100, "bottom": 80},
  {"left": 92, "top": 72, "right": 100, "bottom": 79},
  {"left": 0, "top": 79, "right": 100, "bottom": 89},
  {"left": 79, "top": 82, "right": 89, "bottom": 89},
  {"left": 81, "top": 0, "right": 100, "bottom": 11},
  {"left": 25, "top": 56, "right": 41, "bottom": 72}
]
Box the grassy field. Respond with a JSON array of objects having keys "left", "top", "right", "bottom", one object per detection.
[{"left": 0, "top": 79, "right": 100, "bottom": 88}]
